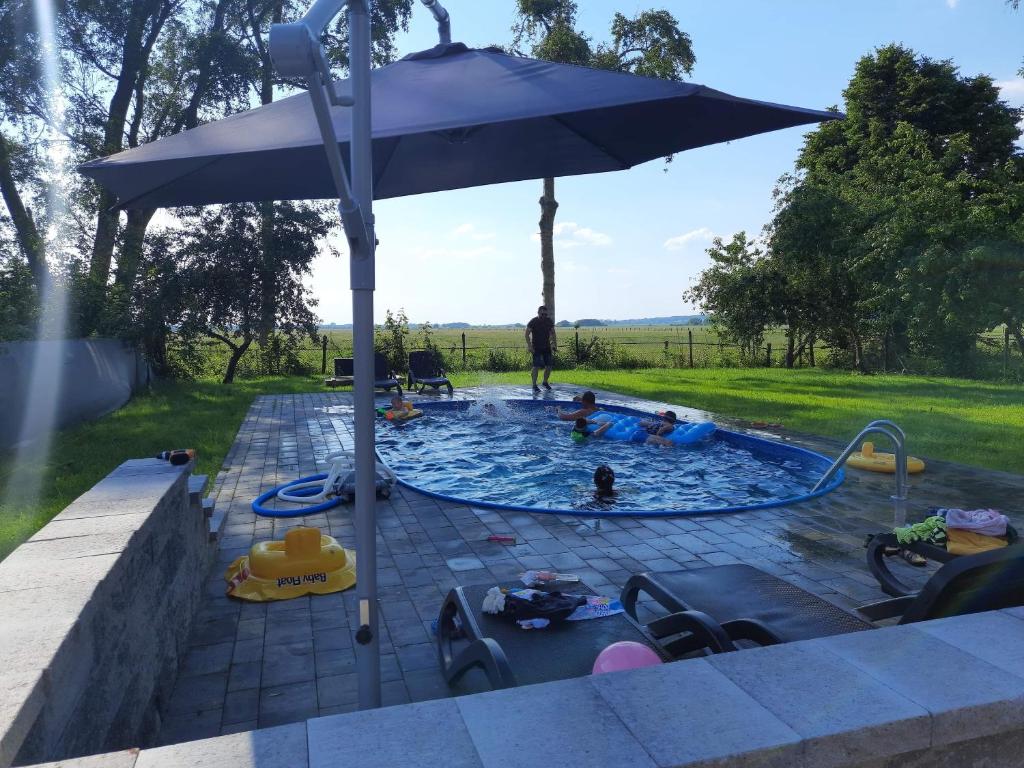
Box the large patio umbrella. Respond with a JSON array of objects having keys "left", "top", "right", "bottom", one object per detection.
[{"left": 79, "top": 0, "right": 841, "bottom": 711}]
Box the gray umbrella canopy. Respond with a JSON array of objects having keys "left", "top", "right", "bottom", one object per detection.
[{"left": 80, "top": 42, "right": 840, "bottom": 210}]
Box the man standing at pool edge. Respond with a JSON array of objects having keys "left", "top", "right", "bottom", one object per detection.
[{"left": 526, "top": 305, "right": 557, "bottom": 393}]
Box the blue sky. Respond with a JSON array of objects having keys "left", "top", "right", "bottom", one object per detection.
[{"left": 309, "top": 0, "right": 1024, "bottom": 325}]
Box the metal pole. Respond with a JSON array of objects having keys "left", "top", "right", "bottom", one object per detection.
[{"left": 347, "top": 0, "right": 380, "bottom": 710}]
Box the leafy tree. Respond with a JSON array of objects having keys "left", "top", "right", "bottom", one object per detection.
[
  {"left": 151, "top": 202, "right": 326, "bottom": 383},
  {"left": 375, "top": 308, "right": 410, "bottom": 374},
  {"left": 510, "top": 2, "right": 694, "bottom": 322},
  {"left": 696, "top": 45, "right": 1024, "bottom": 376}
]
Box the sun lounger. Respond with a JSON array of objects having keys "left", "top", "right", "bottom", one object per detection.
[
  {"left": 621, "top": 546, "right": 1024, "bottom": 659},
  {"left": 436, "top": 581, "right": 665, "bottom": 692},
  {"left": 324, "top": 355, "right": 403, "bottom": 395},
  {"left": 407, "top": 350, "right": 453, "bottom": 394}
]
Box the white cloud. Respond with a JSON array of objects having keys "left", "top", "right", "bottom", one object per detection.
[
  {"left": 996, "top": 79, "right": 1024, "bottom": 103},
  {"left": 451, "top": 222, "right": 496, "bottom": 241},
  {"left": 532, "top": 221, "right": 612, "bottom": 249},
  {"left": 663, "top": 227, "right": 715, "bottom": 251},
  {"left": 946, "top": 0, "right": 958, "bottom": 8}
]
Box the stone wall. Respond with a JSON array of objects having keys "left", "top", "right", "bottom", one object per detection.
[
  {"left": 23, "top": 608, "right": 1024, "bottom": 768},
  {"left": 0, "top": 459, "right": 212, "bottom": 767}
]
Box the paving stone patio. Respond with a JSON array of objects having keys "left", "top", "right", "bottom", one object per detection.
[{"left": 155, "top": 384, "right": 1024, "bottom": 746}]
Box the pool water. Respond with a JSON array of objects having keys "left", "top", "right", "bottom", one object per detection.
[{"left": 375, "top": 399, "right": 842, "bottom": 517}]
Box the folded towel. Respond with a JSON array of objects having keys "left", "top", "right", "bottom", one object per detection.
[{"left": 947, "top": 528, "right": 1008, "bottom": 557}]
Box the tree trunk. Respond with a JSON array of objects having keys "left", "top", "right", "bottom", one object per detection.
[
  {"left": 538, "top": 176, "right": 558, "bottom": 320},
  {"left": 223, "top": 336, "right": 253, "bottom": 384},
  {"left": 0, "top": 135, "right": 48, "bottom": 289},
  {"left": 83, "top": 0, "right": 164, "bottom": 333},
  {"left": 850, "top": 327, "right": 869, "bottom": 373},
  {"left": 110, "top": 208, "right": 156, "bottom": 322}
]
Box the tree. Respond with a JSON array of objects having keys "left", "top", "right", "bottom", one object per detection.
[
  {"left": 0, "top": 0, "right": 48, "bottom": 295},
  {"left": 511, "top": 2, "right": 695, "bottom": 322},
  {"left": 694, "top": 45, "right": 1024, "bottom": 375},
  {"left": 155, "top": 202, "right": 327, "bottom": 383}
]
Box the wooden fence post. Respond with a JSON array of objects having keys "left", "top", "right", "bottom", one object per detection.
[
  {"left": 461, "top": 332, "right": 467, "bottom": 366},
  {"left": 765, "top": 343, "right": 772, "bottom": 368},
  {"left": 321, "top": 335, "right": 328, "bottom": 374},
  {"left": 688, "top": 329, "right": 694, "bottom": 368}
]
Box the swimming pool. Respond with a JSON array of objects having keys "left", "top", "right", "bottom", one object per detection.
[{"left": 375, "top": 399, "right": 843, "bottom": 517}]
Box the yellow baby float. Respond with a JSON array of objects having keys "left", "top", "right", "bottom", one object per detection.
[
  {"left": 383, "top": 401, "right": 423, "bottom": 421},
  {"left": 225, "top": 527, "right": 356, "bottom": 602},
  {"left": 846, "top": 441, "right": 925, "bottom": 474}
]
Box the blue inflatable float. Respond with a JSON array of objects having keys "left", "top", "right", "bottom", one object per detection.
[{"left": 588, "top": 411, "right": 716, "bottom": 446}]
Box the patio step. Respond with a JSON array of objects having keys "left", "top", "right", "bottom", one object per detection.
[
  {"left": 188, "top": 474, "right": 208, "bottom": 511},
  {"left": 208, "top": 499, "right": 226, "bottom": 543}
]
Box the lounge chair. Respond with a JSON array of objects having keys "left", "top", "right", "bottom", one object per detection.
[
  {"left": 436, "top": 581, "right": 665, "bottom": 692},
  {"left": 324, "top": 357, "right": 354, "bottom": 388},
  {"left": 407, "top": 350, "right": 453, "bottom": 395},
  {"left": 864, "top": 524, "right": 1019, "bottom": 597},
  {"left": 620, "top": 546, "right": 1024, "bottom": 659},
  {"left": 324, "top": 355, "right": 403, "bottom": 395}
]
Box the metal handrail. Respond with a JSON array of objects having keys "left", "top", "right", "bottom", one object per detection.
[{"left": 812, "top": 420, "right": 908, "bottom": 524}]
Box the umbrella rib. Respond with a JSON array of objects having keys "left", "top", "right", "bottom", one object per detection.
[{"left": 550, "top": 116, "right": 631, "bottom": 170}]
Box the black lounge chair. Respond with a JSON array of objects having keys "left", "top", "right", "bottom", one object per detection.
[
  {"left": 865, "top": 525, "right": 1019, "bottom": 597},
  {"left": 436, "top": 581, "right": 666, "bottom": 692},
  {"left": 324, "top": 355, "right": 403, "bottom": 395},
  {"left": 621, "top": 546, "right": 1024, "bottom": 659},
  {"left": 325, "top": 357, "right": 354, "bottom": 388},
  {"left": 407, "top": 350, "right": 453, "bottom": 395}
]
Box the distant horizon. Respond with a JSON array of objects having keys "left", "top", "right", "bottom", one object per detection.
[{"left": 317, "top": 313, "right": 708, "bottom": 329}]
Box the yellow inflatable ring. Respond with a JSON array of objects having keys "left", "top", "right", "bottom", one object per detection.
[
  {"left": 225, "top": 527, "right": 356, "bottom": 602},
  {"left": 846, "top": 441, "right": 925, "bottom": 474},
  {"left": 387, "top": 407, "right": 423, "bottom": 421}
]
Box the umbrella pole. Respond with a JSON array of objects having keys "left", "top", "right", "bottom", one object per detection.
[{"left": 347, "top": 0, "right": 381, "bottom": 710}]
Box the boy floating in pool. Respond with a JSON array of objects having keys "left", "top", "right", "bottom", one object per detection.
[
  {"left": 632, "top": 411, "right": 677, "bottom": 446},
  {"left": 571, "top": 416, "right": 612, "bottom": 443},
  {"left": 556, "top": 390, "right": 599, "bottom": 421}
]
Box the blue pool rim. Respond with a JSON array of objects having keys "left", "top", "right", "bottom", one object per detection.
[{"left": 379, "top": 399, "right": 844, "bottom": 518}]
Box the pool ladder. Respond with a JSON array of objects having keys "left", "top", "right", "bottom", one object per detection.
[{"left": 811, "top": 420, "right": 908, "bottom": 525}]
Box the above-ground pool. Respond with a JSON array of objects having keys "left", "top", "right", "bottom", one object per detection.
[{"left": 375, "top": 399, "right": 842, "bottom": 517}]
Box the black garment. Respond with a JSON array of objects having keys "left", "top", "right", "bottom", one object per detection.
[
  {"left": 527, "top": 315, "right": 555, "bottom": 352},
  {"left": 503, "top": 591, "right": 586, "bottom": 625}
]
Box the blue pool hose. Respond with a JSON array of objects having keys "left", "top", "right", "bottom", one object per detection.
[{"left": 251, "top": 473, "right": 343, "bottom": 517}]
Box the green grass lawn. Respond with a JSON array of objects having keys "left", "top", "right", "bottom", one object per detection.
[
  {"left": 452, "top": 368, "right": 1024, "bottom": 475},
  {"left": 0, "top": 375, "right": 324, "bottom": 562},
  {"left": 2, "top": 367, "right": 1020, "bottom": 562}
]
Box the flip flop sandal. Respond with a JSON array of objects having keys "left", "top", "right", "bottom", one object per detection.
[{"left": 900, "top": 549, "right": 927, "bottom": 567}]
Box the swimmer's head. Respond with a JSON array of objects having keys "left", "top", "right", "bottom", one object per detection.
[
  {"left": 390, "top": 394, "right": 403, "bottom": 408},
  {"left": 662, "top": 410, "right": 677, "bottom": 424},
  {"left": 580, "top": 391, "right": 596, "bottom": 406},
  {"left": 574, "top": 417, "right": 588, "bottom": 431},
  {"left": 594, "top": 465, "right": 615, "bottom": 492}
]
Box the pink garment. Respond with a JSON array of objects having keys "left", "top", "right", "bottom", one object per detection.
[{"left": 942, "top": 508, "right": 1008, "bottom": 537}]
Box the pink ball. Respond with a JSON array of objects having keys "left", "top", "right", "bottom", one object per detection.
[{"left": 592, "top": 641, "right": 663, "bottom": 675}]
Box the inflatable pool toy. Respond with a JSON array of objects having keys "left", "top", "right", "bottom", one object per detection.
[
  {"left": 846, "top": 442, "right": 925, "bottom": 474},
  {"left": 251, "top": 451, "right": 397, "bottom": 517},
  {"left": 225, "top": 527, "right": 356, "bottom": 602},
  {"left": 588, "top": 411, "right": 716, "bottom": 446},
  {"left": 381, "top": 401, "right": 423, "bottom": 421}
]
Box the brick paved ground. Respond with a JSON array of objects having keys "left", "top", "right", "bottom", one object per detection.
[{"left": 155, "top": 384, "right": 1024, "bottom": 745}]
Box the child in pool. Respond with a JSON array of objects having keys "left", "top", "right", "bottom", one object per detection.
[
  {"left": 384, "top": 394, "right": 415, "bottom": 418},
  {"left": 557, "top": 390, "right": 599, "bottom": 421},
  {"left": 571, "top": 416, "right": 612, "bottom": 443},
  {"left": 632, "top": 410, "right": 677, "bottom": 446}
]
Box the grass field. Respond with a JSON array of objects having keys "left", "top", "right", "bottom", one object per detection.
[
  {"left": 0, "top": 376, "right": 323, "bottom": 562},
  {"left": 1, "top": 366, "right": 1020, "bottom": 561}
]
